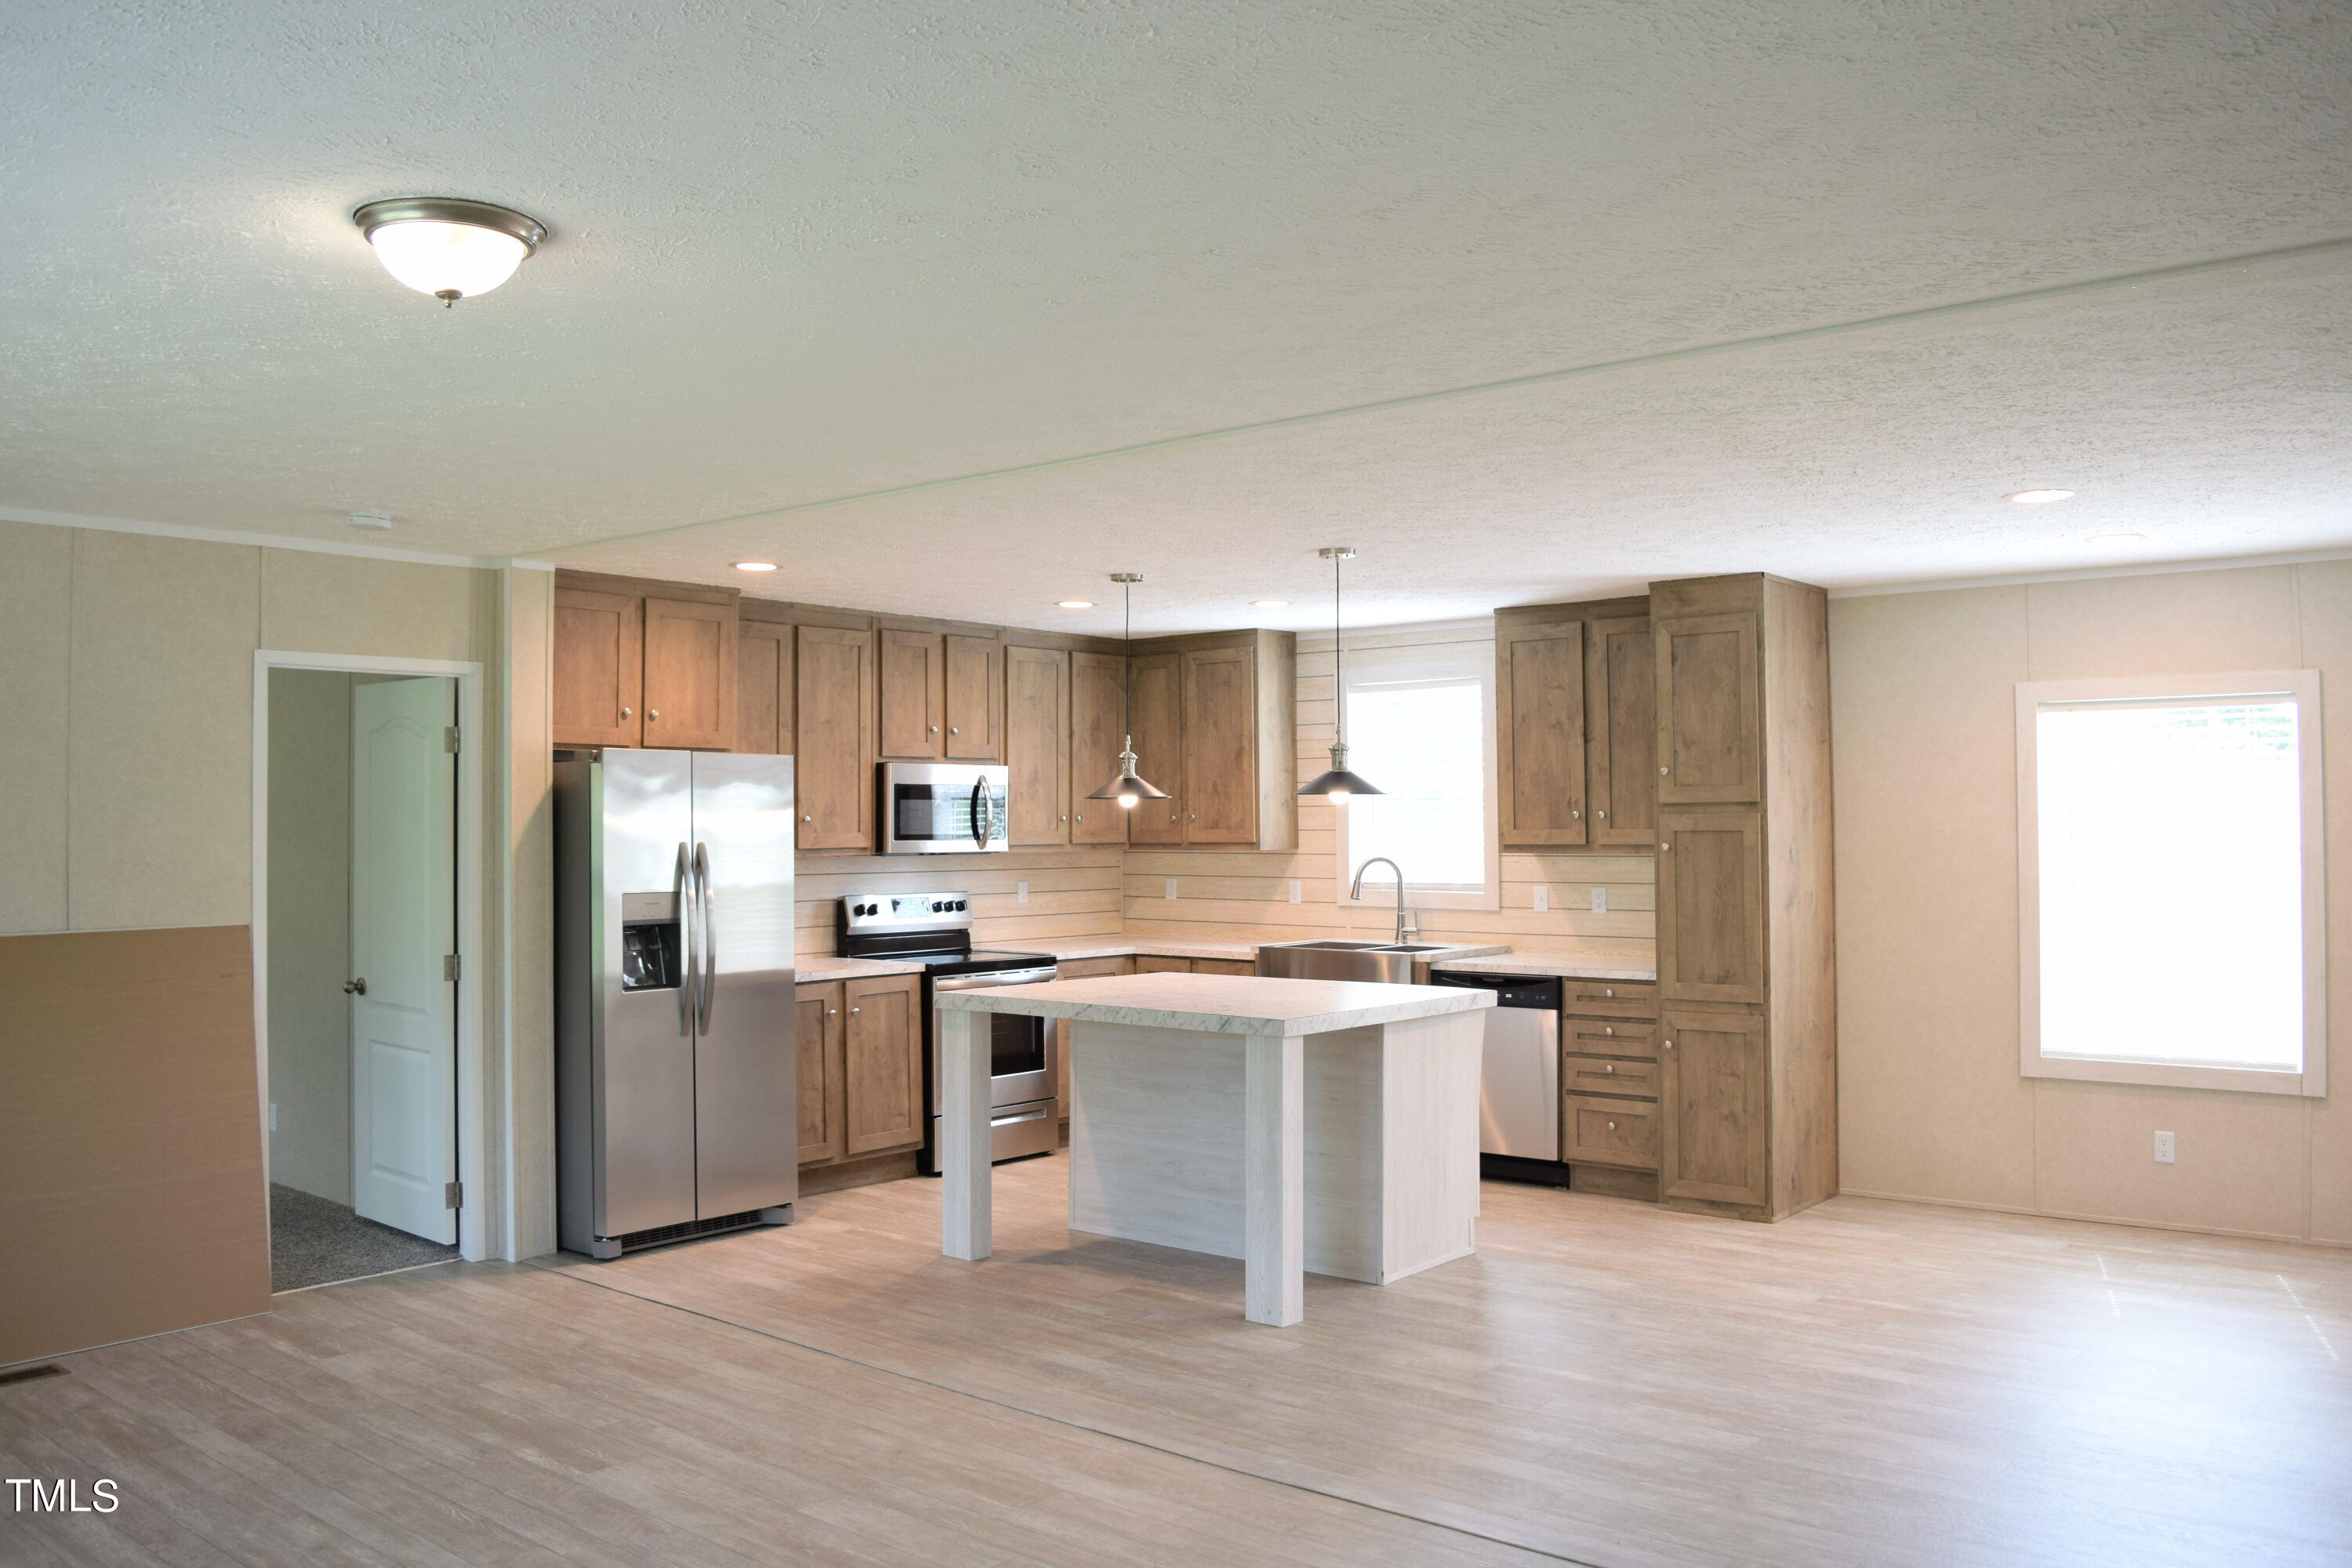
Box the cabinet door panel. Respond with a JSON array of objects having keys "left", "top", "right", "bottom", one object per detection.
[
  {"left": 1656, "top": 612, "right": 1761, "bottom": 804},
  {"left": 1005, "top": 645, "right": 1071, "bottom": 846},
  {"left": 943, "top": 634, "right": 1003, "bottom": 760},
  {"left": 1068, "top": 651, "right": 1131, "bottom": 844},
  {"left": 553, "top": 588, "right": 642, "bottom": 747},
  {"left": 642, "top": 597, "right": 735, "bottom": 751},
  {"left": 878, "top": 630, "right": 945, "bottom": 759},
  {"left": 736, "top": 621, "right": 793, "bottom": 756},
  {"left": 1181, "top": 645, "right": 1255, "bottom": 844},
  {"left": 1497, "top": 619, "right": 1588, "bottom": 847},
  {"left": 794, "top": 982, "right": 844, "bottom": 1165},
  {"left": 1657, "top": 811, "right": 1766, "bottom": 1004},
  {"left": 843, "top": 975, "right": 923, "bottom": 1155},
  {"left": 1659, "top": 1008, "right": 1768, "bottom": 1206},
  {"left": 1586, "top": 615, "right": 1655, "bottom": 845},
  {"left": 1126, "top": 653, "right": 1185, "bottom": 844},
  {"left": 796, "top": 626, "right": 875, "bottom": 851}
]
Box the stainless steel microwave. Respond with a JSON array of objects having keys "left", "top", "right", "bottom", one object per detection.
[{"left": 879, "top": 763, "right": 1010, "bottom": 855}]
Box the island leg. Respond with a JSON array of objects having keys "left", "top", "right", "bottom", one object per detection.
[
  {"left": 1243, "top": 1031, "right": 1305, "bottom": 1327},
  {"left": 939, "top": 1008, "right": 993, "bottom": 1261}
]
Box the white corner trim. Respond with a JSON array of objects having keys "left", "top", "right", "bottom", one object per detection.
[
  {"left": 2, "top": 502, "right": 545, "bottom": 572},
  {"left": 1830, "top": 546, "right": 2352, "bottom": 598}
]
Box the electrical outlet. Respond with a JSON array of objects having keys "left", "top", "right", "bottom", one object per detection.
[
  {"left": 1288, "top": 880, "right": 1301, "bottom": 904},
  {"left": 1016, "top": 880, "right": 1029, "bottom": 906},
  {"left": 1589, "top": 886, "right": 1607, "bottom": 913},
  {"left": 1533, "top": 886, "right": 1549, "bottom": 913},
  {"left": 1164, "top": 877, "right": 1178, "bottom": 901},
  {"left": 268, "top": 1102, "right": 278, "bottom": 1133},
  {"left": 2154, "top": 1130, "right": 2176, "bottom": 1164}
]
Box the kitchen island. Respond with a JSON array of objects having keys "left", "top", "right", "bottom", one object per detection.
[{"left": 934, "top": 972, "right": 1494, "bottom": 1326}]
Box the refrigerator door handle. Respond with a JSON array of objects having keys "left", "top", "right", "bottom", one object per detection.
[
  {"left": 692, "top": 841, "right": 716, "bottom": 1033},
  {"left": 674, "top": 841, "right": 695, "bottom": 1036}
]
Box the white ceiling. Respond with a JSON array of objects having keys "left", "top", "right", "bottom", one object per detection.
[{"left": 5, "top": 0, "right": 2349, "bottom": 633}]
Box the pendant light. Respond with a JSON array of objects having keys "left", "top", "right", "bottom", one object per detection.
[
  {"left": 1085, "top": 573, "right": 1172, "bottom": 808},
  {"left": 353, "top": 198, "right": 546, "bottom": 307},
  {"left": 1298, "top": 546, "right": 1384, "bottom": 801}
]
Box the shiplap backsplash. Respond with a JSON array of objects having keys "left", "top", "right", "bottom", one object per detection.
[
  {"left": 1123, "top": 624, "right": 1657, "bottom": 961},
  {"left": 793, "top": 622, "right": 1653, "bottom": 962}
]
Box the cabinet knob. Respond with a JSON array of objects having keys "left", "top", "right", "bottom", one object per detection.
[
  {"left": 1188, "top": 813, "right": 1196, "bottom": 821},
  {"left": 827, "top": 1007, "right": 838, "bottom": 1016},
  {"left": 1659, "top": 842, "right": 1670, "bottom": 851},
  {"left": 1603, "top": 1025, "right": 1613, "bottom": 1034},
  {"left": 1570, "top": 810, "right": 1581, "bottom": 820},
  {"left": 1060, "top": 814, "right": 1068, "bottom": 822},
  {"left": 930, "top": 725, "right": 940, "bottom": 735},
  {"left": 803, "top": 815, "right": 813, "bottom": 822},
  {"left": 1664, "top": 1040, "right": 1675, "bottom": 1050},
  {"left": 1595, "top": 809, "right": 1606, "bottom": 819},
  {"left": 850, "top": 1006, "right": 861, "bottom": 1014},
  {"left": 620, "top": 706, "right": 633, "bottom": 719},
  {"left": 648, "top": 710, "right": 660, "bottom": 722},
  {"left": 949, "top": 727, "right": 960, "bottom": 735},
  {"left": 1660, "top": 766, "right": 1668, "bottom": 775},
  {"left": 1607, "top": 1120, "right": 1617, "bottom": 1131},
  {"left": 1603, "top": 989, "right": 1613, "bottom": 997}
]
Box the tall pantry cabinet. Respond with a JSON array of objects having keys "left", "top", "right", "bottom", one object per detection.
[{"left": 1650, "top": 573, "right": 1835, "bottom": 1222}]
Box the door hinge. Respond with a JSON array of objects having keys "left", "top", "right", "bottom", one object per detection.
[
  {"left": 443, "top": 953, "right": 461, "bottom": 982},
  {"left": 444, "top": 726, "right": 461, "bottom": 753},
  {"left": 445, "top": 1181, "right": 463, "bottom": 1210}
]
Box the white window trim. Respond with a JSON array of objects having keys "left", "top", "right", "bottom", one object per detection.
[
  {"left": 1334, "top": 641, "right": 1501, "bottom": 913},
  {"left": 2016, "top": 669, "right": 2327, "bottom": 1098}
]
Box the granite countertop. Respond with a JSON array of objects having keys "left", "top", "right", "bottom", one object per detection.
[
  {"left": 935, "top": 971, "right": 1495, "bottom": 1037},
  {"left": 1430, "top": 953, "right": 1659, "bottom": 982},
  {"left": 795, "top": 955, "right": 926, "bottom": 984}
]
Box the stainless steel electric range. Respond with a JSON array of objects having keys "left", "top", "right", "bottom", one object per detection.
[{"left": 836, "top": 892, "right": 1059, "bottom": 1167}]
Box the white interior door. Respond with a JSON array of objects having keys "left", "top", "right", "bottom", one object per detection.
[{"left": 350, "top": 676, "right": 459, "bottom": 1243}]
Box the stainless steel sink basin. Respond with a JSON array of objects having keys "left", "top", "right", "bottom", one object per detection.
[{"left": 1256, "top": 938, "right": 1450, "bottom": 985}]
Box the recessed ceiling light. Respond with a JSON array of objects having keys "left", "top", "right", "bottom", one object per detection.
[
  {"left": 1254, "top": 600, "right": 1289, "bottom": 608},
  {"left": 353, "top": 198, "right": 546, "bottom": 307},
  {"left": 734, "top": 561, "right": 779, "bottom": 572},
  {"left": 1058, "top": 599, "right": 1094, "bottom": 608},
  {"left": 2006, "top": 488, "right": 2076, "bottom": 505},
  {"left": 347, "top": 510, "right": 394, "bottom": 531}
]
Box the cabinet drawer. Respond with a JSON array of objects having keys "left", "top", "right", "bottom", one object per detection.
[
  {"left": 1566, "top": 1094, "right": 1660, "bottom": 1170},
  {"left": 1564, "top": 1015, "right": 1656, "bottom": 1056},
  {"left": 1564, "top": 979, "right": 1657, "bottom": 1019},
  {"left": 1563, "top": 1054, "right": 1657, "bottom": 1098}
]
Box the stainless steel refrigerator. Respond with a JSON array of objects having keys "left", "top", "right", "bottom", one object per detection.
[{"left": 555, "top": 749, "right": 797, "bottom": 1258}]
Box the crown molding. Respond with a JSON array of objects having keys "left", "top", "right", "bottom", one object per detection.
[
  {"left": 0, "top": 503, "right": 550, "bottom": 572},
  {"left": 1828, "top": 546, "right": 2352, "bottom": 598}
]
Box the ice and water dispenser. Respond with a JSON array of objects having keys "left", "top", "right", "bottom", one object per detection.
[{"left": 618, "top": 891, "right": 683, "bottom": 992}]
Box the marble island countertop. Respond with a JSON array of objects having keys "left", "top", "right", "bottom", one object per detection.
[{"left": 933, "top": 971, "right": 1495, "bottom": 1037}]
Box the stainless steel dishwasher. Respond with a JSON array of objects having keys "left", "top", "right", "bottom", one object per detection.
[{"left": 1432, "top": 972, "right": 1563, "bottom": 1164}]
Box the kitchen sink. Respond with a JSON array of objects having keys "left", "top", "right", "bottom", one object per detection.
[{"left": 1256, "top": 938, "right": 1455, "bottom": 985}]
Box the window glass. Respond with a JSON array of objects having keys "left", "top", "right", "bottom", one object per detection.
[{"left": 1344, "top": 675, "right": 1486, "bottom": 891}]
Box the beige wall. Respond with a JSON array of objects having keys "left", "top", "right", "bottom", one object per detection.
[
  {"left": 1832, "top": 561, "right": 2350, "bottom": 1244},
  {"left": 1125, "top": 625, "right": 1657, "bottom": 961},
  {"left": 265, "top": 668, "right": 354, "bottom": 1203}
]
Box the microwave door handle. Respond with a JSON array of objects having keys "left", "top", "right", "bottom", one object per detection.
[
  {"left": 674, "top": 842, "right": 693, "bottom": 1036},
  {"left": 693, "top": 842, "right": 716, "bottom": 1033},
  {"left": 970, "top": 777, "right": 986, "bottom": 849}
]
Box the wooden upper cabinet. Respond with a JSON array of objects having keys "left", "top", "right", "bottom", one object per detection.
[
  {"left": 794, "top": 982, "right": 844, "bottom": 1166},
  {"left": 1655, "top": 809, "right": 1766, "bottom": 1004},
  {"left": 1658, "top": 1007, "right": 1769, "bottom": 1207},
  {"left": 1656, "top": 612, "right": 1762, "bottom": 804},
  {"left": 1126, "top": 652, "right": 1184, "bottom": 844},
  {"left": 641, "top": 597, "right": 736, "bottom": 751},
  {"left": 1180, "top": 644, "right": 1255, "bottom": 844},
  {"left": 943, "top": 634, "right": 1004, "bottom": 760},
  {"left": 1585, "top": 614, "right": 1656, "bottom": 847},
  {"left": 796, "top": 625, "right": 875, "bottom": 851},
  {"left": 1005, "top": 644, "right": 1071, "bottom": 847},
  {"left": 1068, "top": 651, "right": 1130, "bottom": 845},
  {"left": 553, "top": 586, "right": 644, "bottom": 747},
  {"left": 735, "top": 619, "right": 793, "bottom": 756},
  {"left": 1497, "top": 617, "right": 1588, "bottom": 848},
  {"left": 877, "top": 629, "right": 946, "bottom": 759},
  {"left": 842, "top": 974, "right": 924, "bottom": 1156}
]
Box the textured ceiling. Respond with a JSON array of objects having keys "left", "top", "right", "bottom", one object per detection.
[{"left": 4, "top": 0, "right": 2349, "bottom": 631}]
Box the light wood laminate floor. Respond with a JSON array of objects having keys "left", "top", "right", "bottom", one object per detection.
[{"left": 6, "top": 1157, "right": 2350, "bottom": 1566}]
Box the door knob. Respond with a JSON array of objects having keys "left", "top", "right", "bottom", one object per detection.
[{"left": 343, "top": 978, "right": 367, "bottom": 995}]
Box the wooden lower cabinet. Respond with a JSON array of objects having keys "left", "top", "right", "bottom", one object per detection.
[
  {"left": 796, "top": 973, "right": 924, "bottom": 1171},
  {"left": 1134, "top": 953, "right": 1192, "bottom": 975},
  {"left": 1657, "top": 1007, "right": 1769, "bottom": 1208},
  {"left": 1131, "top": 954, "right": 1254, "bottom": 976}
]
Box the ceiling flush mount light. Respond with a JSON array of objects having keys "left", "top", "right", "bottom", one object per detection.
[
  {"left": 1085, "top": 573, "right": 1171, "bottom": 810},
  {"left": 1058, "top": 599, "right": 1094, "bottom": 608},
  {"left": 734, "top": 561, "right": 779, "bottom": 572},
  {"left": 1298, "top": 546, "right": 1383, "bottom": 803},
  {"left": 353, "top": 197, "right": 546, "bottom": 307},
  {"left": 2006, "top": 488, "right": 2076, "bottom": 505}
]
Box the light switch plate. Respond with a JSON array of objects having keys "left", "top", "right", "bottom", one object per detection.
[
  {"left": 1017, "top": 880, "right": 1029, "bottom": 906},
  {"left": 1289, "top": 880, "right": 1301, "bottom": 904},
  {"left": 1533, "top": 886, "right": 1549, "bottom": 913},
  {"left": 268, "top": 1102, "right": 278, "bottom": 1133},
  {"left": 2154, "top": 1130, "right": 2176, "bottom": 1164},
  {"left": 1164, "top": 877, "right": 1178, "bottom": 901}
]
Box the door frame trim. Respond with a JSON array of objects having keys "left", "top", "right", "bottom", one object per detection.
[{"left": 251, "top": 650, "right": 490, "bottom": 1263}]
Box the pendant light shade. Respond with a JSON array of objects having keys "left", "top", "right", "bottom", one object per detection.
[
  {"left": 1086, "top": 574, "right": 1171, "bottom": 807},
  {"left": 354, "top": 198, "right": 546, "bottom": 305},
  {"left": 1298, "top": 546, "right": 1384, "bottom": 801}
]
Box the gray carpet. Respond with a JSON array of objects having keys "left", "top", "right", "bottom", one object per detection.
[{"left": 270, "top": 1182, "right": 458, "bottom": 1293}]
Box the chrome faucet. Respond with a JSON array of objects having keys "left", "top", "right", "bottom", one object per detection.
[{"left": 1348, "top": 857, "right": 1418, "bottom": 946}]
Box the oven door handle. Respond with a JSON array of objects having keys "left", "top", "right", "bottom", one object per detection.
[{"left": 931, "top": 967, "right": 1058, "bottom": 991}]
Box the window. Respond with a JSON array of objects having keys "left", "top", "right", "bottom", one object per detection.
[
  {"left": 1336, "top": 648, "right": 1498, "bottom": 910},
  {"left": 2016, "top": 671, "right": 2325, "bottom": 1096}
]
